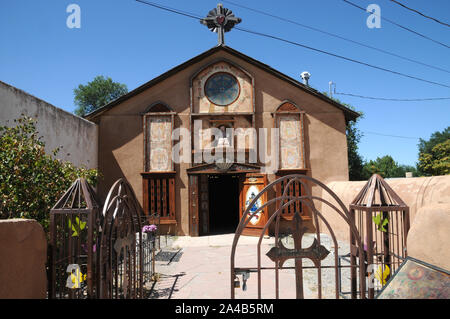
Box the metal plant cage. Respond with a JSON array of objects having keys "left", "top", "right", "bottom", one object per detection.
[
  {"left": 49, "top": 178, "right": 150, "bottom": 299},
  {"left": 349, "top": 174, "right": 410, "bottom": 299},
  {"left": 49, "top": 178, "right": 101, "bottom": 299}
]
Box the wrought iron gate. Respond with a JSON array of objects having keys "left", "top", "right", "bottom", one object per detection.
[
  {"left": 230, "top": 174, "right": 367, "bottom": 299},
  {"left": 99, "top": 179, "right": 144, "bottom": 299}
]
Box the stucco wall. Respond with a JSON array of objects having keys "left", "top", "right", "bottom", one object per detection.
[
  {"left": 0, "top": 80, "right": 98, "bottom": 169},
  {"left": 320, "top": 175, "right": 450, "bottom": 245},
  {"left": 94, "top": 48, "right": 349, "bottom": 235},
  {"left": 0, "top": 219, "right": 47, "bottom": 299},
  {"left": 407, "top": 204, "right": 450, "bottom": 270}
]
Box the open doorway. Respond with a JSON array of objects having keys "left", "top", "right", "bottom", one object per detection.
[{"left": 208, "top": 174, "right": 240, "bottom": 235}]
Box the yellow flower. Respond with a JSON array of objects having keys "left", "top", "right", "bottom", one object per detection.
[{"left": 375, "top": 265, "right": 390, "bottom": 285}]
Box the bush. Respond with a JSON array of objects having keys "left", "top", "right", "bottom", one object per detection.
[{"left": 0, "top": 115, "right": 99, "bottom": 234}]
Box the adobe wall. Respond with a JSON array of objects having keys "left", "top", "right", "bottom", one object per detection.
[
  {"left": 320, "top": 175, "right": 450, "bottom": 267},
  {"left": 407, "top": 203, "right": 450, "bottom": 270},
  {"left": 0, "top": 219, "right": 47, "bottom": 299},
  {"left": 95, "top": 49, "right": 349, "bottom": 235},
  {"left": 0, "top": 80, "right": 98, "bottom": 169}
]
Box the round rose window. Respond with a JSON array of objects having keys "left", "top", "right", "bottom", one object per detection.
[{"left": 204, "top": 73, "right": 240, "bottom": 106}]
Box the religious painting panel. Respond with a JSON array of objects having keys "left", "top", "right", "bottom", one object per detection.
[
  {"left": 278, "top": 114, "right": 303, "bottom": 169},
  {"left": 377, "top": 257, "right": 450, "bottom": 299},
  {"left": 145, "top": 115, "right": 173, "bottom": 171},
  {"left": 239, "top": 174, "right": 268, "bottom": 236}
]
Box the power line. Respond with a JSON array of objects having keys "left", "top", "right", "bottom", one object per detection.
[
  {"left": 222, "top": 0, "right": 450, "bottom": 74},
  {"left": 362, "top": 131, "right": 420, "bottom": 140},
  {"left": 389, "top": 0, "right": 450, "bottom": 28},
  {"left": 335, "top": 92, "right": 450, "bottom": 101},
  {"left": 234, "top": 26, "right": 450, "bottom": 89},
  {"left": 135, "top": 0, "right": 202, "bottom": 20},
  {"left": 341, "top": 0, "right": 450, "bottom": 49},
  {"left": 135, "top": 0, "right": 450, "bottom": 89}
]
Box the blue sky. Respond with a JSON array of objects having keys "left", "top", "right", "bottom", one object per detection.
[{"left": 1, "top": 0, "right": 449, "bottom": 166}]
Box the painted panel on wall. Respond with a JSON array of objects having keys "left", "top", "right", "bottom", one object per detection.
[
  {"left": 279, "top": 114, "right": 302, "bottom": 169},
  {"left": 147, "top": 116, "right": 172, "bottom": 171}
]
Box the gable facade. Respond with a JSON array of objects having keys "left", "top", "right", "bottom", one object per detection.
[{"left": 89, "top": 46, "right": 354, "bottom": 236}]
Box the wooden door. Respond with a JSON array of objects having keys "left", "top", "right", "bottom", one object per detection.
[
  {"left": 239, "top": 174, "right": 268, "bottom": 236},
  {"left": 199, "top": 175, "right": 209, "bottom": 235}
]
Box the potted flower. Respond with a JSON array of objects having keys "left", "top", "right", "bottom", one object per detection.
[{"left": 142, "top": 224, "right": 157, "bottom": 244}]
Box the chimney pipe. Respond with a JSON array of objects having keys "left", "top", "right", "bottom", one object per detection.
[{"left": 301, "top": 71, "right": 311, "bottom": 86}]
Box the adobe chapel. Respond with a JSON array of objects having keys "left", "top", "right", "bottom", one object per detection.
[{"left": 85, "top": 5, "right": 359, "bottom": 237}]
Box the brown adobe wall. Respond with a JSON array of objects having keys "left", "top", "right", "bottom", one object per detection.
[
  {"left": 320, "top": 175, "right": 450, "bottom": 252},
  {"left": 407, "top": 203, "right": 450, "bottom": 270},
  {"left": 0, "top": 219, "right": 47, "bottom": 299}
]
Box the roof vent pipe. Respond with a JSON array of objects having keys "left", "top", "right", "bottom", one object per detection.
[{"left": 301, "top": 71, "right": 311, "bottom": 86}]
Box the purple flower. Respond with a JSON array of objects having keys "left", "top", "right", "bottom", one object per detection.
[
  {"left": 81, "top": 243, "right": 97, "bottom": 253},
  {"left": 142, "top": 224, "right": 157, "bottom": 233}
]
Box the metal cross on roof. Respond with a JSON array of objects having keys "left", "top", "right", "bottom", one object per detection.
[{"left": 200, "top": 3, "right": 242, "bottom": 46}]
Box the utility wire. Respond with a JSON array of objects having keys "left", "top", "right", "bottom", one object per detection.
[
  {"left": 234, "top": 26, "right": 450, "bottom": 89},
  {"left": 135, "top": 1, "right": 430, "bottom": 142},
  {"left": 335, "top": 92, "right": 450, "bottom": 101},
  {"left": 341, "top": 0, "right": 450, "bottom": 49},
  {"left": 362, "top": 131, "right": 420, "bottom": 140},
  {"left": 135, "top": 0, "right": 202, "bottom": 19},
  {"left": 222, "top": 0, "right": 450, "bottom": 74},
  {"left": 135, "top": 0, "right": 450, "bottom": 89},
  {"left": 389, "top": 0, "right": 450, "bottom": 28}
]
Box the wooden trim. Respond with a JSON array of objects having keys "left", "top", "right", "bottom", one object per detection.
[
  {"left": 142, "top": 174, "right": 176, "bottom": 222},
  {"left": 189, "top": 175, "right": 199, "bottom": 236},
  {"left": 159, "top": 219, "right": 178, "bottom": 225},
  {"left": 141, "top": 171, "right": 176, "bottom": 177},
  {"left": 169, "top": 177, "right": 175, "bottom": 220},
  {"left": 276, "top": 168, "right": 308, "bottom": 175},
  {"left": 191, "top": 112, "right": 254, "bottom": 117}
]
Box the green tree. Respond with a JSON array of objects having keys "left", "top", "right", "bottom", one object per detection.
[
  {"left": 0, "top": 116, "right": 99, "bottom": 234},
  {"left": 418, "top": 139, "right": 450, "bottom": 176},
  {"left": 323, "top": 93, "right": 365, "bottom": 180},
  {"left": 74, "top": 75, "right": 128, "bottom": 117},
  {"left": 346, "top": 116, "right": 365, "bottom": 180},
  {"left": 362, "top": 155, "right": 416, "bottom": 179},
  {"left": 417, "top": 127, "right": 450, "bottom": 176}
]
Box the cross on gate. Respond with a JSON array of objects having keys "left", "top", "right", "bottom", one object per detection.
[
  {"left": 265, "top": 213, "right": 330, "bottom": 298},
  {"left": 200, "top": 3, "right": 242, "bottom": 45}
]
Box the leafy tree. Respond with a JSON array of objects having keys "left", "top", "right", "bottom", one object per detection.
[
  {"left": 323, "top": 93, "right": 365, "bottom": 180},
  {"left": 346, "top": 116, "right": 365, "bottom": 180},
  {"left": 418, "top": 139, "right": 450, "bottom": 176},
  {"left": 0, "top": 116, "right": 99, "bottom": 234},
  {"left": 362, "top": 155, "right": 417, "bottom": 179},
  {"left": 74, "top": 75, "right": 128, "bottom": 117},
  {"left": 417, "top": 127, "right": 450, "bottom": 176}
]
